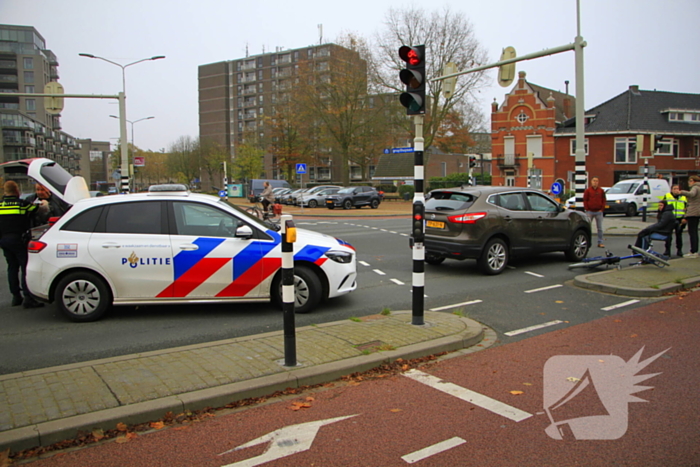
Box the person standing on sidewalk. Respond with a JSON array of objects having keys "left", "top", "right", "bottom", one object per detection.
[
  {"left": 0, "top": 181, "right": 43, "bottom": 308},
  {"left": 680, "top": 175, "right": 700, "bottom": 258},
  {"left": 584, "top": 177, "right": 606, "bottom": 248},
  {"left": 660, "top": 184, "right": 687, "bottom": 257}
]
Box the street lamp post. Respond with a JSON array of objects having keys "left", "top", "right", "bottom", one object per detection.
[
  {"left": 110, "top": 115, "right": 154, "bottom": 191},
  {"left": 80, "top": 53, "right": 165, "bottom": 193}
]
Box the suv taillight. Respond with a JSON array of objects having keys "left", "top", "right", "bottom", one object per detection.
[
  {"left": 48, "top": 216, "right": 60, "bottom": 226},
  {"left": 448, "top": 212, "right": 487, "bottom": 224},
  {"left": 28, "top": 241, "right": 47, "bottom": 253}
]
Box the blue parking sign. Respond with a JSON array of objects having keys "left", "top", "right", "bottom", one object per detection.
[
  {"left": 219, "top": 190, "right": 227, "bottom": 197},
  {"left": 296, "top": 163, "right": 307, "bottom": 174}
]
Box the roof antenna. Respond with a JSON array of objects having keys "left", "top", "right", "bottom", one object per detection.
[{"left": 318, "top": 24, "right": 323, "bottom": 45}]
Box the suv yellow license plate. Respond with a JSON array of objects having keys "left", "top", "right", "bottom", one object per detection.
[{"left": 426, "top": 220, "right": 444, "bottom": 229}]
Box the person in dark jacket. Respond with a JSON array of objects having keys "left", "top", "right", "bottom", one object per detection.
[
  {"left": 26, "top": 182, "right": 70, "bottom": 227},
  {"left": 0, "top": 181, "right": 43, "bottom": 307},
  {"left": 633, "top": 200, "right": 677, "bottom": 250}
]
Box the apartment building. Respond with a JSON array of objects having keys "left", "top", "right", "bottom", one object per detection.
[
  {"left": 0, "top": 24, "right": 84, "bottom": 187},
  {"left": 199, "top": 43, "right": 378, "bottom": 185}
]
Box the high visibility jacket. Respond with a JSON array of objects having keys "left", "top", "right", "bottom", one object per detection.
[
  {"left": 660, "top": 192, "right": 687, "bottom": 219},
  {"left": 0, "top": 196, "right": 37, "bottom": 237}
]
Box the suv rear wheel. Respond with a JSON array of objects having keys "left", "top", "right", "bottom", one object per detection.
[
  {"left": 370, "top": 199, "right": 379, "bottom": 209},
  {"left": 343, "top": 199, "right": 352, "bottom": 210},
  {"left": 478, "top": 238, "right": 508, "bottom": 275}
]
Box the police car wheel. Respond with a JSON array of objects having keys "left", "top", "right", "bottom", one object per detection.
[
  {"left": 55, "top": 272, "right": 110, "bottom": 322},
  {"left": 273, "top": 265, "right": 322, "bottom": 314}
]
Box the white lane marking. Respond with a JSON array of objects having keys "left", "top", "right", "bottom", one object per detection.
[
  {"left": 373, "top": 269, "right": 386, "bottom": 275},
  {"left": 404, "top": 370, "right": 532, "bottom": 422},
  {"left": 504, "top": 320, "right": 564, "bottom": 337},
  {"left": 400, "top": 233, "right": 409, "bottom": 237},
  {"left": 359, "top": 261, "right": 370, "bottom": 267},
  {"left": 429, "top": 300, "right": 482, "bottom": 312},
  {"left": 390, "top": 278, "right": 405, "bottom": 285},
  {"left": 389, "top": 231, "right": 397, "bottom": 234},
  {"left": 524, "top": 271, "right": 544, "bottom": 278},
  {"left": 401, "top": 437, "right": 466, "bottom": 464},
  {"left": 524, "top": 284, "right": 563, "bottom": 294},
  {"left": 601, "top": 299, "right": 640, "bottom": 311},
  {"left": 380, "top": 229, "right": 388, "bottom": 232}
]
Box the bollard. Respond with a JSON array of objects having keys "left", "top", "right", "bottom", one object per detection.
[{"left": 280, "top": 214, "right": 297, "bottom": 367}]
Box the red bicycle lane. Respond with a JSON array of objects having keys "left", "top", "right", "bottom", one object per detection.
[{"left": 25, "top": 291, "right": 700, "bottom": 467}]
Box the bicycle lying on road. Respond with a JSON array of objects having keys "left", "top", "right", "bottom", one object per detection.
[{"left": 568, "top": 235, "right": 671, "bottom": 270}]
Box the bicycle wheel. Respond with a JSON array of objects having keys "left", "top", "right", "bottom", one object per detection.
[
  {"left": 629, "top": 246, "right": 671, "bottom": 267},
  {"left": 568, "top": 259, "right": 604, "bottom": 269},
  {"left": 242, "top": 206, "right": 264, "bottom": 219}
]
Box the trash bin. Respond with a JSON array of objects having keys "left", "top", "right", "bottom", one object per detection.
[{"left": 403, "top": 192, "right": 411, "bottom": 201}]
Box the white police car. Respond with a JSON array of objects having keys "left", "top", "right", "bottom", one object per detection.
[{"left": 13, "top": 159, "right": 357, "bottom": 322}]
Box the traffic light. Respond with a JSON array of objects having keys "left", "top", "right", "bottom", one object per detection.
[
  {"left": 469, "top": 156, "right": 477, "bottom": 168},
  {"left": 399, "top": 45, "right": 426, "bottom": 115},
  {"left": 412, "top": 201, "right": 424, "bottom": 243},
  {"left": 651, "top": 134, "right": 665, "bottom": 153}
]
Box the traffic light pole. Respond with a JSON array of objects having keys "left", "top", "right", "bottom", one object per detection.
[{"left": 412, "top": 115, "right": 425, "bottom": 326}]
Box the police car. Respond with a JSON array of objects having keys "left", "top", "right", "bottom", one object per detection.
[{"left": 11, "top": 159, "right": 357, "bottom": 322}]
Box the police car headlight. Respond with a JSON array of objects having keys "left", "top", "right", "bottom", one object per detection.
[{"left": 325, "top": 250, "right": 353, "bottom": 264}]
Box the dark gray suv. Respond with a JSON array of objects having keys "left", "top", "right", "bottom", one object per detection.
[
  {"left": 326, "top": 186, "right": 382, "bottom": 209},
  {"left": 423, "top": 186, "right": 591, "bottom": 275}
]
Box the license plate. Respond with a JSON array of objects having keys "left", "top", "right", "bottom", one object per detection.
[{"left": 426, "top": 220, "right": 445, "bottom": 229}]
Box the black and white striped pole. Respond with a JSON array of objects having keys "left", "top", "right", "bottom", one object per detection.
[
  {"left": 280, "top": 214, "right": 298, "bottom": 367},
  {"left": 411, "top": 115, "right": 425, "bottom": 326}
]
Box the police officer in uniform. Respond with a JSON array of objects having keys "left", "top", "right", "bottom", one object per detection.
[
  {"left": 0, "top": 181, "right": 43, "bottom": 307},
  {"left": 660, "top": 184, "right": 687, "bottom": 257}
]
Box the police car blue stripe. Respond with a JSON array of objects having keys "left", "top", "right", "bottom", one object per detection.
[
  {"left": 233, "top": 241, "right": 277, "bottom": 281},
  {"left": 294, "top": 244, "right": 331, "bottom": 263}
]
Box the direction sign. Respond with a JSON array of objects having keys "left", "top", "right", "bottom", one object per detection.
[
  {"left": 392, "top": 147, "right": 414, "bottom": 154},
  {"left": 550, "top": 182, "right": 563, "bottom": 195},
  {"left": 296, "top": 163, "right": 307, "bottom": 174},
  {"left": 219, "top": 190, "right": 227, "bottom": 197}
]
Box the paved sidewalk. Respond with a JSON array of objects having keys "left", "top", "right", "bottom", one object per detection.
[{"left": 0, "top": 311, "right": 486, "bottom": 452}]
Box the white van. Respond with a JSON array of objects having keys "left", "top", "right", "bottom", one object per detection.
[{"left": 605, "top": 178, "right": 670, "bottom": 217}]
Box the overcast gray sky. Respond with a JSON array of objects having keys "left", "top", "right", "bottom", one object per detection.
[{"left": 2, "top": 0, "right": 698, "bottom": 152}]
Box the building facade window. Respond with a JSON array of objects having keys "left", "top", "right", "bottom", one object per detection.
[
  {"left": 23, "top": 57, "right": 33, "bottom": 69},
  {"left": 656, "top": 138, "right": 679, "bottom": 157},
  {"left": 25, "top": 99, "right": 35, "bottom": 111},
  {"left": 569, "top": 137, "right": 589, "bottom": 155},
  {"left": 23, "top": 71, "right": 34, "bottom": 83},
  {"left": 515, "top": 111, "right": 529, "bottom": 124},
  {"left": 24, "top": 85, "right": 34, "bottom": 93},
  {"left": 614, "top": 137, "right": 637, "bottom": 163}
]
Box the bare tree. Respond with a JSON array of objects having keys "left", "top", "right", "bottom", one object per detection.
[{"left": 371, "top": 6, "right": 490, "bottom": 150}]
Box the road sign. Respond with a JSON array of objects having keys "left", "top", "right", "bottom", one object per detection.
[
  {"left": 551, "top": 182, "right": 563, "bottom": 195},
  {"left": 44, "top": 81, "right": 64, "bottom": 115},
  {"left": 219, "top": 190, "right": 227, "bottom": 197},
  {"left": 392, "top": 147, "right": 414, "bottom": 154},
  {"left": 296, "top": 163, "right": 307, "bottom": 174},
  {"left": 133, "top": 156, "right": 145, "bottom": 167}
]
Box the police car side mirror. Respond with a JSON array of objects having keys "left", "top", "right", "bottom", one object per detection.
[{"left": 235, "top": 225, "right": 254, "bottom": 239}]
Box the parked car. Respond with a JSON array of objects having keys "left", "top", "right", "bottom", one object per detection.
[
  {"left": 281, "top": 188, "right": 306, "bottom": 205},
  {"left": 604, "top": 178, "right": 670, "bottom": 216},
  {"left": 292, "top": 185, "right": 341, "bottom": 206},
  {"left": 299, "top": 187, "right": 340, "bottom": 208},
  {"left": 11, "top": 159, "right": 358, "bottom": 322},
  {"left": 325, "top": 186, "right": 382, "bottom": 210},
  {"left": 423, "top": 186, "right": 591, "bottom": 275},
  {"left": 273, "top": 187, "right": 292, "bottom": 203}
]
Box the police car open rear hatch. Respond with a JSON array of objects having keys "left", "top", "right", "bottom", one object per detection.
[{"left": 0, "top": 158, "right": 90, "bottom": 205}]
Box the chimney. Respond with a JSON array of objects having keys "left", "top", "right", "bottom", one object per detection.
[
  {"left": 563, "top": 97, "right": 571, "bottom": 119},
  {"left": 518, "top": 70, "right": 527, "bottom": 89},
  {"left": 629, "top": 85, "right": 640, "bottom": 95},
  {"left": 491, "top": 98, "right": 499, "bottom": 113}
]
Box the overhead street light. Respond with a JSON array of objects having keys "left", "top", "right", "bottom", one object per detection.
[
  {"left": 80, "top": 53, "right": 165, "bottom": 193},
  {"left": 109, "top": 115, "right": 155, "bottom": 151}
]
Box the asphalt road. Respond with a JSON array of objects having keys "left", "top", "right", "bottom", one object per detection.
[{"left": 0, "top": 216, "right": 663, "bottom": 375}]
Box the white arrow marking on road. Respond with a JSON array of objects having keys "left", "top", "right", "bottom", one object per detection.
[
  {"left": 601, "top": 299, "right": 640, "bottom": 311},
  {"left": 218, "top": 414, "right": 358, "bottom": 467},
  {"left": 404, "top": 370, "right": 532, "bottom": 422},
  {"left": 401, "top": 437, "right": 467, "bottom": 464},
  {"left": 524, "top": 284, "right": 562, "bottom": 294}
]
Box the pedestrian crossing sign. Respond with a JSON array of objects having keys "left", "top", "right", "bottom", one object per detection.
[{"left": 296, "top": 163, "right": 307, "bottom": 174}]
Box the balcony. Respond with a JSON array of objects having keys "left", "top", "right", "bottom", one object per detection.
[{"left": 495, "top": 153, "right": 520, "bottom": 168}]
